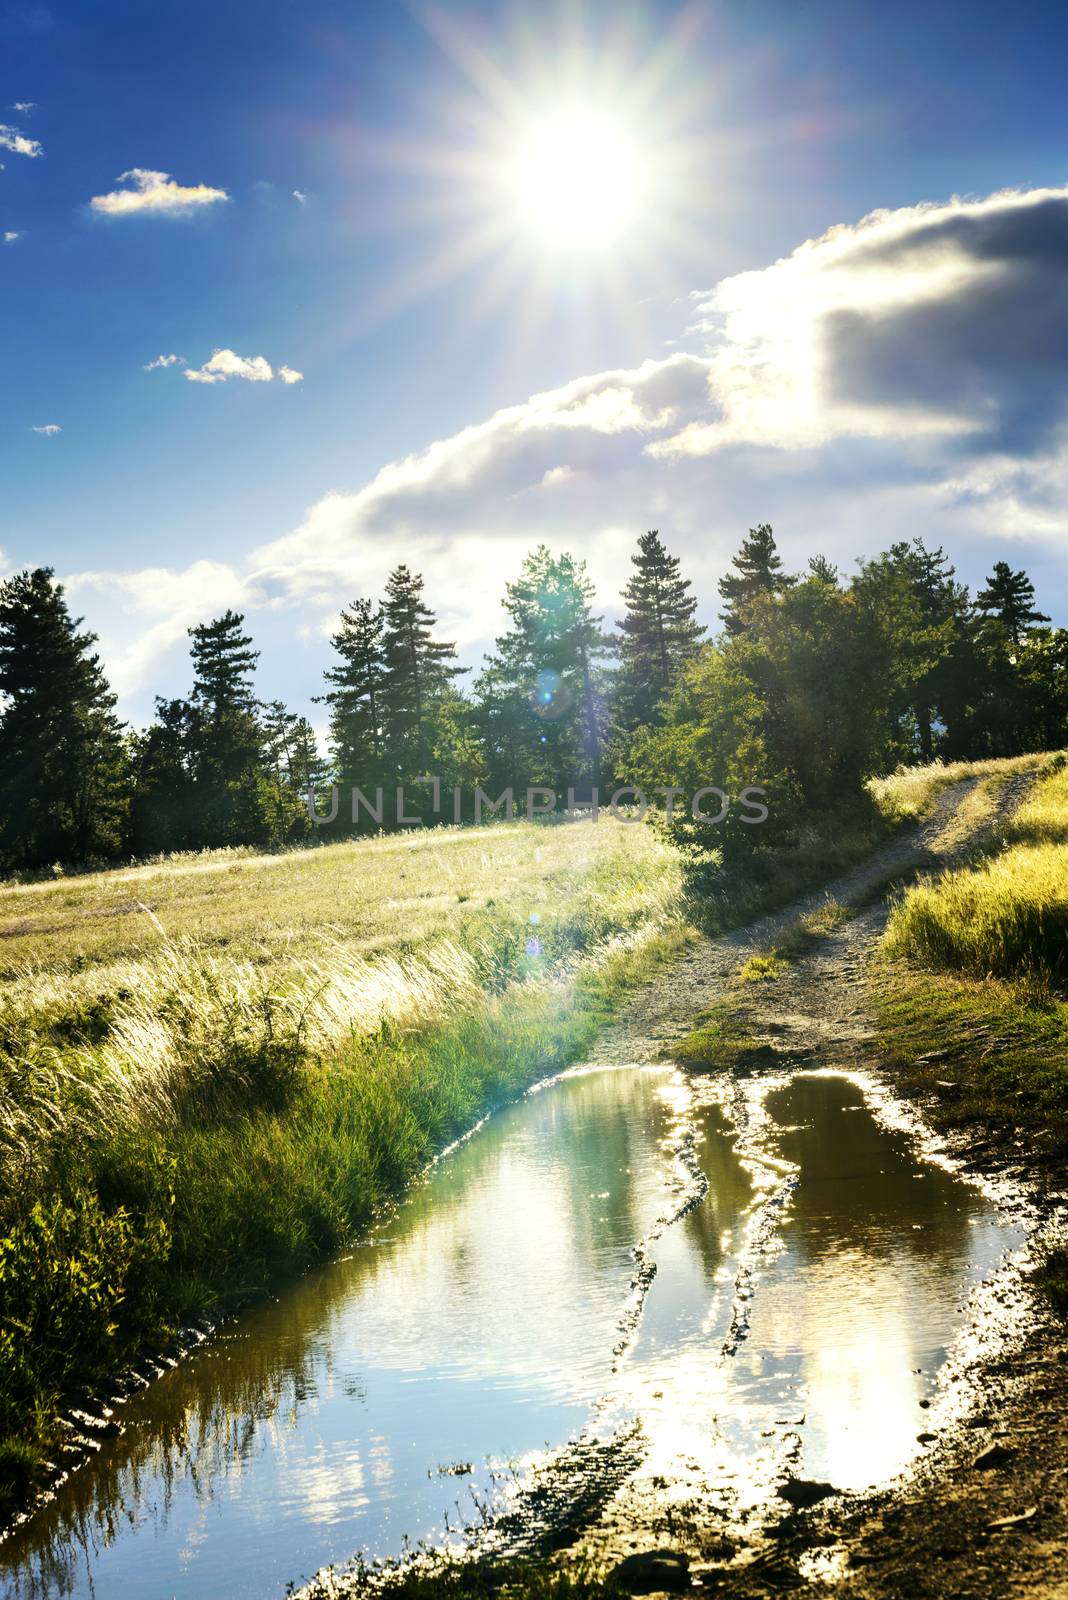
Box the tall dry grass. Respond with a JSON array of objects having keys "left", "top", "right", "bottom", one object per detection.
[
  {"left": 883, "top": 760, "right": 1068, "bottom": 984},
  {"left": 0, "top": 818, "right": 687, "bottom": 1506},
  {"left": 868, "top": 750, "right": 1059, "bottom": 825}
]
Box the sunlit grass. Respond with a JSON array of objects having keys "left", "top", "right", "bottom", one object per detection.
[
  {"left": 867, "top": 750, "right": 1057, "bottom": 825},
  {"left": 884, "top": 761, "right": 1068, "bottom": 985},
  {"left": 874, "top": 757, "right": 1068, "bottom": 1178},
  {"left": 0, "top": 818, "right": 686, "bottom": 1510}
]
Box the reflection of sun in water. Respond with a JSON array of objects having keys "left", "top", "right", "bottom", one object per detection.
[{"left": 505, "top": 107, "right": 647, "bottom": 255}]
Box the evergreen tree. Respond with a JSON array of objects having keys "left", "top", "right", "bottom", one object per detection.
[
  {"left": 486, "top": 547, "right": 613, "bottom": 791},
  {"left": 807, "top": 554, "right": 840, "bottom": 587},
  {"left": 615, "top": 530, "right": 705, "bottom": 730},
  {"left": 0, "top": 567, "right": 127, "bottom": 868},
  {"left": 186, "top": 610, "right": 270, "bottom": 846},
  {"left": 318, "top": 598, "right": 385, "bottom": 808},
  {"left": 975, "top": 561, "right": 1050, "bottom": 647},
  {"left": 379, "top": 566, "right": 464, "bottom": 779},
  {"left": 126, "top": 697, "right": 196, "bottom": 856},
  {"left": 856, "top": 540, "right": 970, "bottom": 759},
  {"left": 718, "top": 524, "right": 795, "bottom": 635},
  {"left": 261, "top": 700, "right": 322, "bottom": 841}
]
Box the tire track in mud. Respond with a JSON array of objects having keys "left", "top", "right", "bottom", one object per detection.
[{"left": 503, "top": 775, "right": 1047, "bottom": 1567}]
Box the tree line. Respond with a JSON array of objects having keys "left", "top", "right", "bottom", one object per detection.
[{"left": 0, "top": 528, "right": 1064, "bottom": 871}]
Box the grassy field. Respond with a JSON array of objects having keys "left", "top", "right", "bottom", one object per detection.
[
  {"left": 3, "top": 756, "right": 1062, "bottom": 1515},
  {"left": 874, "top": 758, "right": 1068, "bottom": 1170},
  {"left": 0, "top": 818, "right": 689, "bottom": 1509}
]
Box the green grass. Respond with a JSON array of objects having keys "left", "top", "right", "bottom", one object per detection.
[
  {"left": 660, "top": 1001, "right": 767, "bottom": 1072},
  {"left": 883, "top": 763, "right": 1068, "bottom": 984},
  {"left": 870, "top": 965, "right": 1068, "bottom": 1148},
  {"left": 867, "top": 751, "right": 1056, "bottom": 825},
  {"left": 0, "top": 924, "right": 695, "bottom": 1513},
  {"left": 0, "top": 819, "right": 689, "bottom": 1514},
  {"left": 874, "top": 758, "right": 1068, "bottom": 1168}
]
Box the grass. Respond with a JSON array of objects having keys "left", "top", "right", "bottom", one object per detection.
[
  {"left": 867, "top": 751, "right": 1054, "bottom": 825},
  {"left": 0, "top": 818, "right": 689, "bottom": 1513},
  {"left": 883, "top": 762, "right": 1068, "bottom": 984},
  {"left": 660, "top": 1001, "right": 767, "bottom": 1072},
  {"left": 874, "top": 756, "right": 1068, "bottom": 1178},
  {"left": 4, "top": 752, "right": 1063, "bottom": 1520}
]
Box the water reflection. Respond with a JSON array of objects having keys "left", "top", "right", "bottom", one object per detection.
[
  {"left": 619, "top": 1072, "right": 1022, "bottom": 1506},
  {"left": 0, "top": 1069, "right": 1023, "bottom": 1599},
  {"left": 0, "top": 1069, "right": 685, "bottom": 1600},
  {"left": 734, "top": 1073, "right": 1007, "bottom": 1490}
]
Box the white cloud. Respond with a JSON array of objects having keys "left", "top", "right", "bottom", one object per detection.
[
  {"left": 63, "top": 185, "right": 1068, "bottom": 722},
  {"left": 3, "top": 230, "right": 21, "bottom": 244},
  {"left": 89, "top": 168, "right": 229, "bottom": 217},
  {"left": 247, "top": 354, "right": 714, "bottom": 638},
  {"left": 654, "top": 184, "right": 1068, "bottom": 460},
  {"left": 144, "top": 352, "right": 184, "bottom": 370},
  {"left": 292, "top": 189, "right": 307, "bottom": 205},
  {"left": 32, "top": 423, "right": 60, "bottom": 435},
  {"left": 0, "top": 123, "right": 42, "bottom": 158},
  {"left": 185, "top": 349, "right": 273, "bottom": 384},
  {"left": 11, "top": 102, "right": 36, "bottom": 114},
  {"left": 66, "top": 561, "right": 255, "bottom": 699},
  {"left": 182, "top": 349, "right": 302, "bottom": 385}
]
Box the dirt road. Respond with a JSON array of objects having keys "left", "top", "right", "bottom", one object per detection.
[{"left": 574, "top": 774, "right": 1068, "bottom": 1598}]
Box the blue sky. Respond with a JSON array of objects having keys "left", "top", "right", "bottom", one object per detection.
[{"left": 3, "top": 0, "right": 1068, "bottom": 726}]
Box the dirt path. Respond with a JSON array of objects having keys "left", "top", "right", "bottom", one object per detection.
[
  {"left": 572, "top": 773, "right": 1068, "bottom": 1598},
  {"left": 588, "top": 775, "right": 1022, "bottom": 1070}
]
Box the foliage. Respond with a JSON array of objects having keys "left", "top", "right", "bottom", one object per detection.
[
  {"left": 380, "top": 564, "right": 466, "bottom": 783},
  {"left": 0, "top": 818, "right": 688, "bottom": 1507},
  {"left": 884, "top": 761, "right": 1068, "bottom": 984},
  {"left": 478, "top": 546, "right": 613, "bottom": 794},
  {"left": 716, "top": 521, "right": 794, "bottom": 635},
  {"left": 0, "top": 569, "right": 127, "bottom": 870},
  {"left": 874, "top": 758, "right": 1068, "bottom": 1169},
  {"left": 614, "top": 528, "right": 704, "bottom": 731}
]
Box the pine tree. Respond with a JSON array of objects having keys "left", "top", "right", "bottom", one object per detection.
[
  {"left": 262, "top": 700, "right": 323, "bottom": 841},
  {"left": 185, "top": 610, "right": 269, "bottom": 846},
  {"left": 718, "top": 523, "right": 795, "bottom": 635},
  {"left": 975, "top": 562, "right": 1050, "bottom": 647},
  {"left": 807, "top": 554, "right": 840, "bottom": 587},
  {"left": 379, "top": 566, "right": 464, "bottom": 779},
  {"left": 318, "top": 598, "right": 385, "bottom": 802},
  {"left": 615, "top": 530, "right": 705, "bottom": 730},
  {"left": 126, "top": 697, "right": 196, "bottom": 856},
  {"left": 189, "top": 610, "right": 260, "bottom": 723},
  {"left": 0, "top": 567, "right": 127, "bottom": 868},
  {"left": 856, "top": 540, "right": 971, "bottom": 759},
  {"left": 487, "top": 547, "right": 613, "bottom": 789}
]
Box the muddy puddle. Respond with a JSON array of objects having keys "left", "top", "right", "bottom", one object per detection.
[{"left": 0, "top": 1067, "right": 1025, "bottom": 1598}]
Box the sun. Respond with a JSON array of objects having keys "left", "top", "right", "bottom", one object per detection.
[
  {"left": 505, "top": 107, "right": 647, "bottom": 255},
  {"left": 345, "top": 8, "right": 715, "bottom": 351}
]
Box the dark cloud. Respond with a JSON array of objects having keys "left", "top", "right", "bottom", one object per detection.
[{"left": 823, "top": 194, "right": 1068, "bottom": 453}]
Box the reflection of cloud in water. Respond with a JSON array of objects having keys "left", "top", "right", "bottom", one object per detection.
[
  {"left": 1, "top": 1067, "right": 680, "bottom": 1600},
  {"left": 1, "top": 1068, "right": 1024, "bottom": 1600},
  {"left": 612, "top": 1070, "right": 1024, "bottom": 1510}
]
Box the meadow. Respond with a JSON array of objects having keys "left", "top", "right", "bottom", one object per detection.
[
  {"left": 1, "top": 757, "right": 1062, "bottom": 1510},
  {"left": 0, "top": 818, "right": 689, "bottom": 1507},
  {"left": 876, "top": 758, "right": 1068, "bottom": 1217}
]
